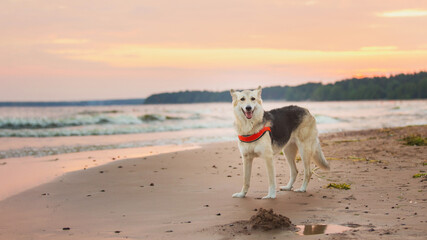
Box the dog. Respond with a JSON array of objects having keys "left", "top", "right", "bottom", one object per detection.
[{"left": 230, "top": 86, "right": 330, "bottom": 199}]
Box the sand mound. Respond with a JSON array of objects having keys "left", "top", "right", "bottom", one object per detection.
[
  {"left": 249, "top": 208, "right": 294, "bottom": 231},
  {"left": 209, "top": 208, "right": 296, "bottom": 238}
]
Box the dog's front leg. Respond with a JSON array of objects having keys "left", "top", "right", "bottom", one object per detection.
[
  {"left": 232, "top": 155, "right": 253, "bottom": 198},
  {"left": 262, "top": 155, "right": 276, "bottom": 199}
]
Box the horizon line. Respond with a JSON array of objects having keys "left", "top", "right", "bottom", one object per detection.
[{"left": 1, "top": 70, "right": 425, "bottom": 103}]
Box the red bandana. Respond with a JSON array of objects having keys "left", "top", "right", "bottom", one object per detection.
[{"left": 238, "top": 126, "right": 271, "bottom": 143}]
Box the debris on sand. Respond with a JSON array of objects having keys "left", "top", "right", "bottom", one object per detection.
[
  {"left": 402, "top": 135, "right": 427, "bottom": 146},
  {"left": 413, "top": 173, "right": 427, "bottom": 178},
  {"left": 326, "top": 183, "right": 351, "bottom": 190},
  {"left": 343, "top": 194, "right": 357, "bottom": 200}
]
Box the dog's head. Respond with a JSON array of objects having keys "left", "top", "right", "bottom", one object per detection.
[{"left": 230, "top": 86, "right": 263, "bottom": 121}]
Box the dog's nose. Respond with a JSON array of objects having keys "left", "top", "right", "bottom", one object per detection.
[{"left": 245, "top": 106, "right": 252, "bottom": 111}]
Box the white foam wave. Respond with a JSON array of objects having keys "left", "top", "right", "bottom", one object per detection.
[
  {"left": 314, "top": 115, "right": 342, "bottom": 124},
  {"left": 0, "top": 113, "right": 197, "bottom": 130},
  {"left": 0, "top": 121, "right": 233, "bottom": 137}
]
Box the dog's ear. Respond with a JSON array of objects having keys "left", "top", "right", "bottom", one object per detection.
[
  {"left": 230, "top": 89, "right": 237, "bottom": 102},
  {"left": 256, "top": 86, "right": 262, "bottom": 98}
]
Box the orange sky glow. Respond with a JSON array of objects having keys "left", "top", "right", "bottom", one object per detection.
[{"left": 1, "top": 0, "right": 426, "bottom": 101}]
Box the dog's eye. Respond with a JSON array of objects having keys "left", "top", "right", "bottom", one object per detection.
[
  {"left": 240, "top": 97, "right": 245, "bottom": 101},
  {"left": 251, "top": 97, "right": 256, "bottom": 101}
]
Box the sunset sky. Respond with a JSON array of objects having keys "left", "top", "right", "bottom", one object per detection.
[{"left": 1, "top": 0, "right": 427, "bottom": 101}]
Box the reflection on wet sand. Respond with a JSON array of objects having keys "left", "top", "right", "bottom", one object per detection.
[{"left": 297, "top": 224, "right": 351, "bottom": 235}]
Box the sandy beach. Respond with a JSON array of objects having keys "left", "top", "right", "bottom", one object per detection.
[{"left": 0, "top": 125, "right": 426, "bottom": 240}]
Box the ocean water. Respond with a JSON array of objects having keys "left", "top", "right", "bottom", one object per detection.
[{"left": 1, "top": 100, "right": 426, "bottom": 159}]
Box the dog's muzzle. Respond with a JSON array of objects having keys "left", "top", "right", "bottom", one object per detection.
[{"left": 242, "top": 107, "right": 254, "bottom": 119}]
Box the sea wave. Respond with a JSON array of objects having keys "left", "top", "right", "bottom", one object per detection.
[
  {"left": 0, "top": 121, "right": 233, "bottom": 137},
  {"left": 0, "top": 113, "right": 194, "bottom": 130},
  {"left": 314, "top": 115, "right": 342, "bottom": 124}
]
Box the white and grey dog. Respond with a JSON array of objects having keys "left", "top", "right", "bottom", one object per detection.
[{"left": 230, "top": 86, "right": 330, "bottom": 199}]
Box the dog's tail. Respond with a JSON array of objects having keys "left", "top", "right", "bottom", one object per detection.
[{"left": 313, "top": 139, "right": 330, "bottom": 170}]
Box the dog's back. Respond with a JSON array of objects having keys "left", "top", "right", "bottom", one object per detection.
[{"left": 263, "top": 105, "right": 308, "bottom": 146}]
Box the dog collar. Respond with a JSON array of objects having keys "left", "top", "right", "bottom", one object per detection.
[{"left": 238, "top": 126, "right": 271, "bottom": 143}]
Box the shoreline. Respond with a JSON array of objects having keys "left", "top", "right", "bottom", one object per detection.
[{"left": 0, "top": 125, "right": 426, "bottom": 239}]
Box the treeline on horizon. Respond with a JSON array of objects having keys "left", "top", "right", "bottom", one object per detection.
[{"left": 144, "top": 72, "right": 427, "bottom": 104}]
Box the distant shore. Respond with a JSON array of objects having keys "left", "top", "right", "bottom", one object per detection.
[
  {"left": 144, "top": 72, "right": 427, "bottom": 104},
  {"left": 0, "top": 125, "right": 426, "bottom": 239}
]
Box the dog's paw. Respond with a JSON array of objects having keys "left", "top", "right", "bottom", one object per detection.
[
  {"left": 294, "top": 188, "right": 306, "bottom": 193},
  {"left": 262, "top": 194, "right": 276, "bottom": 199},
  {"left": 279, "top": 185, "right": 292, "bottom": 191},
  {"left": 232, "top": 192, "right": 246, "bottom": 198}
]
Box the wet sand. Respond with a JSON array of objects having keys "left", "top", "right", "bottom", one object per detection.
[
  {"left": 0, "top": 144, "right": 199, "bottom": 201},
  {"left": 0, "top": 125, "right": 426, "bottom": 239}
]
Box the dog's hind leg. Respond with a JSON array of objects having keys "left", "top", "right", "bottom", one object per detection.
[
  {"left": 232, "top": 155, "right": 254, "bottom": 198},
  {"left": 280, "top": 142, "right": 298, "bottom": 191},
  {"left": 294, "top": 145, "right": 313, "bottom": 192}
]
